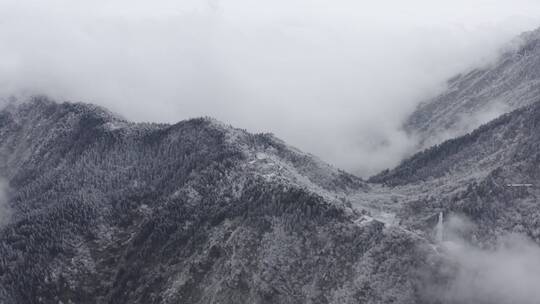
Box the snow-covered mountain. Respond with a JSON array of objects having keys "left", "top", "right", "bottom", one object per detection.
[
  {"left": 0, "top": 97, "right": 436, "bottom": 304},
  {"left": 2, "top": 84, "right": 540, "bottom": 303},
  {"left": 373, "top": 101, "right": 540, "bottom": 243},
  {"left": 4, "top": 26, "right": 540, "bottom": 302},
  {"left": 405, "top": 27, "right": 540, "bottom": 149}
]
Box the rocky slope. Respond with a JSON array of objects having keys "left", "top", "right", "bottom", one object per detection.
[
  {"left": 0, "top": 97, "right": 437, "bottom": 304},
  {"left": 405, "top": 27, "right": 540, "bottom": 148}
]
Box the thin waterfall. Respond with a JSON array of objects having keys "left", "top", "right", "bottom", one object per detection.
[{"left": 436, "top": 212, "right": 443, "bottom": 243}]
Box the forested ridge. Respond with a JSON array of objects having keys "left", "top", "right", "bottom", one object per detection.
[{"left": 0, "top": 97, "right": 431, "bottom": 304}]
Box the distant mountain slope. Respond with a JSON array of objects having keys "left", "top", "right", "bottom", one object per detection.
[
  {"left": 0, "top": 97, "right": 432, "bottom": 304},
  {"left": 372, "top": 101, "right": 540, "bottom": 243},
  {"left": 405, "top": 27, "right": 540, "bottom": 148}
]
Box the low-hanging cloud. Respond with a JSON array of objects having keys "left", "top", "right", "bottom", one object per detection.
[
  {"left": 427, "top": 214, "right": 540, "bottom": 304},
  {"left": 2, "top": 0, "right": 540, "bottom": 176}
]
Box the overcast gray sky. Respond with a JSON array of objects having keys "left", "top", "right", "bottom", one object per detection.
[{"left": 2, "top": 0, "right": 540, "bottom": 176}]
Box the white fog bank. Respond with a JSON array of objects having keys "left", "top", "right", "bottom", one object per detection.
[{"left": 2, "top": 0, "right": 540, "bottom": 176}]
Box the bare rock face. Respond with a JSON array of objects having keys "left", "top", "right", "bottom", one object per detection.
[{"left": 406, "top": 27, "right": 540, "bottom": 149}]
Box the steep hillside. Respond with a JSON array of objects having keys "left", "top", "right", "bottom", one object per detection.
[
  {"left": 0, "top": 97, "right": 435, "bottom": 304},
  {"left": 4, "top": 96, "right": 539, "bottom": 303},
  {"left": 406, "top": 27, "right": 540, "bottom": 148},
  {"left": 372, "top": 101, "right": 540, "bottom": 243}
]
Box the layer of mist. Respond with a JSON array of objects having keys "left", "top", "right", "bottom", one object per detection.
[
  {"left": 2, "top": 1, "right": 540, "bottom": 175},
  {"left": 428, "top": 214, "right": 540, "bottom": 304}
]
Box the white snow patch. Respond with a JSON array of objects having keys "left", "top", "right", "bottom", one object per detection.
[
  {"left": 103, "top": 121, "right": 125, "bottom": 131},
  {"left": 256, "top": 152, "right": 268, "bottom": 160}
]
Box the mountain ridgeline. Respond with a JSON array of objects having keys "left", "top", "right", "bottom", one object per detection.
[{"left": 0, "top": 97, "right": 437, "bottom": 304}]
